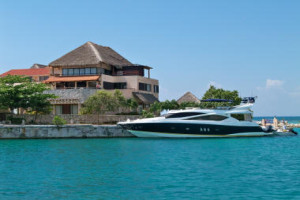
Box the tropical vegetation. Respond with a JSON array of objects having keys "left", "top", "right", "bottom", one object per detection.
[{"left": 0, "top": 75, "right": 56, "bottom": 122}]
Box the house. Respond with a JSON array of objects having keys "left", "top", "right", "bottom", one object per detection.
[
  {"left": 0, "top": 67, "right": 50, "bottom": 82},
  {"left": 30, "top": 63, "right": 47, "bottom": 69},
  {"left": 177, "top": 92, "right": 200, "bottom": 104},
  {"left": 44, "top": 41, "right": 159, "bottom": 114}
]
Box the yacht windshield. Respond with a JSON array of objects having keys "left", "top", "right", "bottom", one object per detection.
[
  {"left": 185, "top": 114, "right": 228, "bottom": 121},
  {"left": 165, "top": 112, "right": 204, "bottom": 119}
]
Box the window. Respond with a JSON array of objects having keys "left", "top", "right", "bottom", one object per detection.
[
  {"left": 62, "top": 67, "right": 99, "bottom": 76},
  {"left": 139, "top": 83, "right": 151, "bottom": 92},
  {"left": 55, "top": 105, "right": 62, "bottom": 115},
  {"left": 91, "top": 68, "right": 97, "bottom": 75},
  {"left": 39, "top": 76, "right": 49, "bottom": 81},
  {"left": 85, "top": 68, "right": 91, "bottom": 75},
  {"left": 186, "top": 115, "right": 228, "bottom": 121},
  {"left": 154, "top": 85, "right": 159, "bottom": 93},
  {"left": 74, "top": 69, "right": 80, "bottom": 75},
  {"left": 88, "top": 82, "right": 97, "bottom": 88},
  {"left": 77, "top": 81, "right": 87, "bottom": 88},
  {"left": 65, "top": 82, "right": 75, "bottom": 88},
  {"left": 71, "top": 105, "right": 78, "bottom": 115},
  {"left": 62, "top": 69, "right": 68, "bottom": 76},
  {"left": 166, "top": 112, "right": 204, "bottom": 119},
  {"left": 68, "top": 69, "right": 74, "bottom": 75},
  {"left": 104, "top": 69, "right": 112, "bottom": 75},
  {"left": 99, "top": 68, "right": 105, "bottom": 74},
  {"left": 80, "top": 68, "right": 85, "bottom": 75},
  {"left": 231, "top": 114, "right": 247, "bottom": 121},
  {"left": 103, "top": 82, "right": 114, "bottom": 89},
  {"left": 103, "top": 82, "right": 127, "bottom": 89}
]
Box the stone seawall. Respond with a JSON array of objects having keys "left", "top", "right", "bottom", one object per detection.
[
  {"left": 0, "top": 125, "right": 135, "bottom": 139},
  {"left": 7, "top": 114, "right": 140, "bottom": 125}
]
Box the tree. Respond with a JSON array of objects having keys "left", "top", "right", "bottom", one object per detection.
[
  {"left": 81, "top": 90, "right": 123, "bottom": 124},
  {"left": 0, "top": 75, "right": 31, "bottom": 113},
  {"left": 179, "top": 102, "right": 200, "bottom": 109},
  {"left": 26, "top": 84, "right": 56, "bottom": 122},
  {"left": 200, "top": 85, "right": 242, "bottom": 108},
  {"left": 0, "top": 75, "right": 56, "bottom": 118},
  {"left": 113, "top": 89, "right": 127, "bottom": 111},
  {"left": 125, "top": 98, "right": 138, "bottom": 112}
]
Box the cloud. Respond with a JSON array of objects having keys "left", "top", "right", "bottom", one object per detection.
[
  {"left": 266, "top": 79, "right": 284, "bottom": 89},
  {"left": 208, "top": 81, "right": 222, "bottom": 88}
]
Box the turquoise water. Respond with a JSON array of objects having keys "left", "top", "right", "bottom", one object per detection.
[{"left": 0, "top": 131, "right": 300, "bottom": 199}]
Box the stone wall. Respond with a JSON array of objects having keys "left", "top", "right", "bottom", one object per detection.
[
  {"left": 0, "top": 125, "right": 135, "bottom": 139},
  {"left": 11, "top": 114, "right": 140, "bottom": 125}
]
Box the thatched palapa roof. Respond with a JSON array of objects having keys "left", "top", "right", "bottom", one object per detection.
[
  {"left": 177, "top": 92, "right": 200, "bottom": 104},
  {"left": 133, "top": 92, "right": 159, "bottom": 104},
  {"left": 30, "top": 63, "right": 47, "bottom": 69},
  {"left": 49, "top": 42, "right": 133, "bottom": 67}
]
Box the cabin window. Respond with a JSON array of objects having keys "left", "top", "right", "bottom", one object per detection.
[
  {"left": 231, "top": 114, "right": 252, "bottom": 121},
  {"left": 186, "top": 115, "right": 228, "bottom": 121},
  {"left": 231, "top": 114, "right": 245, "bottom": 121},
  {"left": 166, "top": 112, "right": 204, "bottom": 119}
]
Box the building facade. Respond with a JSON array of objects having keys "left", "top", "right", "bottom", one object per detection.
[
  {"left": 45, "top": 41, "right": 159, "bottom": 114},
  {"left": 0, "top": 67, "right": 50, "bottom": 82}
]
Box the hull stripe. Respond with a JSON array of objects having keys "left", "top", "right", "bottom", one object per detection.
[{"left": 129, "top": 130, "right": 273, "bottom": 138}]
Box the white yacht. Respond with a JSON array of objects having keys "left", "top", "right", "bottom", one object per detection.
[{"left": 118, "top": 99, "right": 275, "bottom": 138}]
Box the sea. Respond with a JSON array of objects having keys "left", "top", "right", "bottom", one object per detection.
[{"left": 0, "top": 118, "right": 299, "bottom": 199}]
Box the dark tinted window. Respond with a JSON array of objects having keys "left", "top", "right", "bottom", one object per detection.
[
  {"left": 231, "top": 114, "right": 245, "bottom": 121},
  {"left": 139, "top": 83, "right": 151, "bottom": 91},
  {"left": 186, "top": 115, "right": 227, "bottom": 121},
  {"left": 166, "top": 112, "right": 204, "bottom": 119}
]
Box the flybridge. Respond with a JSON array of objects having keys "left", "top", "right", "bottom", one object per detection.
[
  {"left": 201, "top": 97, "right": 257, "bottom": 104},
  {"left": 201, "top": 99, "right": 233, "bottom": 102}
]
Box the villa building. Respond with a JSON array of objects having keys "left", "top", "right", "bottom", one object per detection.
[
  {"left": 44, "top": 41, "right": 159, "bottom": 114},
  {"left": 0, "top": 67, "right": 50, "bottom": 82}
]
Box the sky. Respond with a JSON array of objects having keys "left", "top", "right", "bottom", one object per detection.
[{"left": 0, "top": 0, "right": 300, "bottom": 116}]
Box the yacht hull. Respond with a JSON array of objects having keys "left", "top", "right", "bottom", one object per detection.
[
  {"left": 129, "top": 130, "right": 273, "bottom": 138},
  {"left": 119, "top": 122, "right": 273, "bottom": 138}
]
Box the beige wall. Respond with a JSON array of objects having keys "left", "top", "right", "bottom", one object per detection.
[{"left": 101, "top": 74, "right": 159, "bottom": 98}]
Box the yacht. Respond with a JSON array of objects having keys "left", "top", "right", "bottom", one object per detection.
[{"left": 118, "top": 98, "right": 275, "bottom": 138}]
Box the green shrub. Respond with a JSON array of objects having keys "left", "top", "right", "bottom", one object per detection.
[
  {"left": 7, "top": 116, "right": 25, "bottom": 124},
  {"left": 142, "top": 110, "right": 154, "bottom": 118},
  {"left": 52, "top": 116, "right": 66, "bottom": 126}
]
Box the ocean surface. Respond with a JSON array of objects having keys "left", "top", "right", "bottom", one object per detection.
[{"left": 0, "top": 131, "right": 299, "bottom": 199}]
